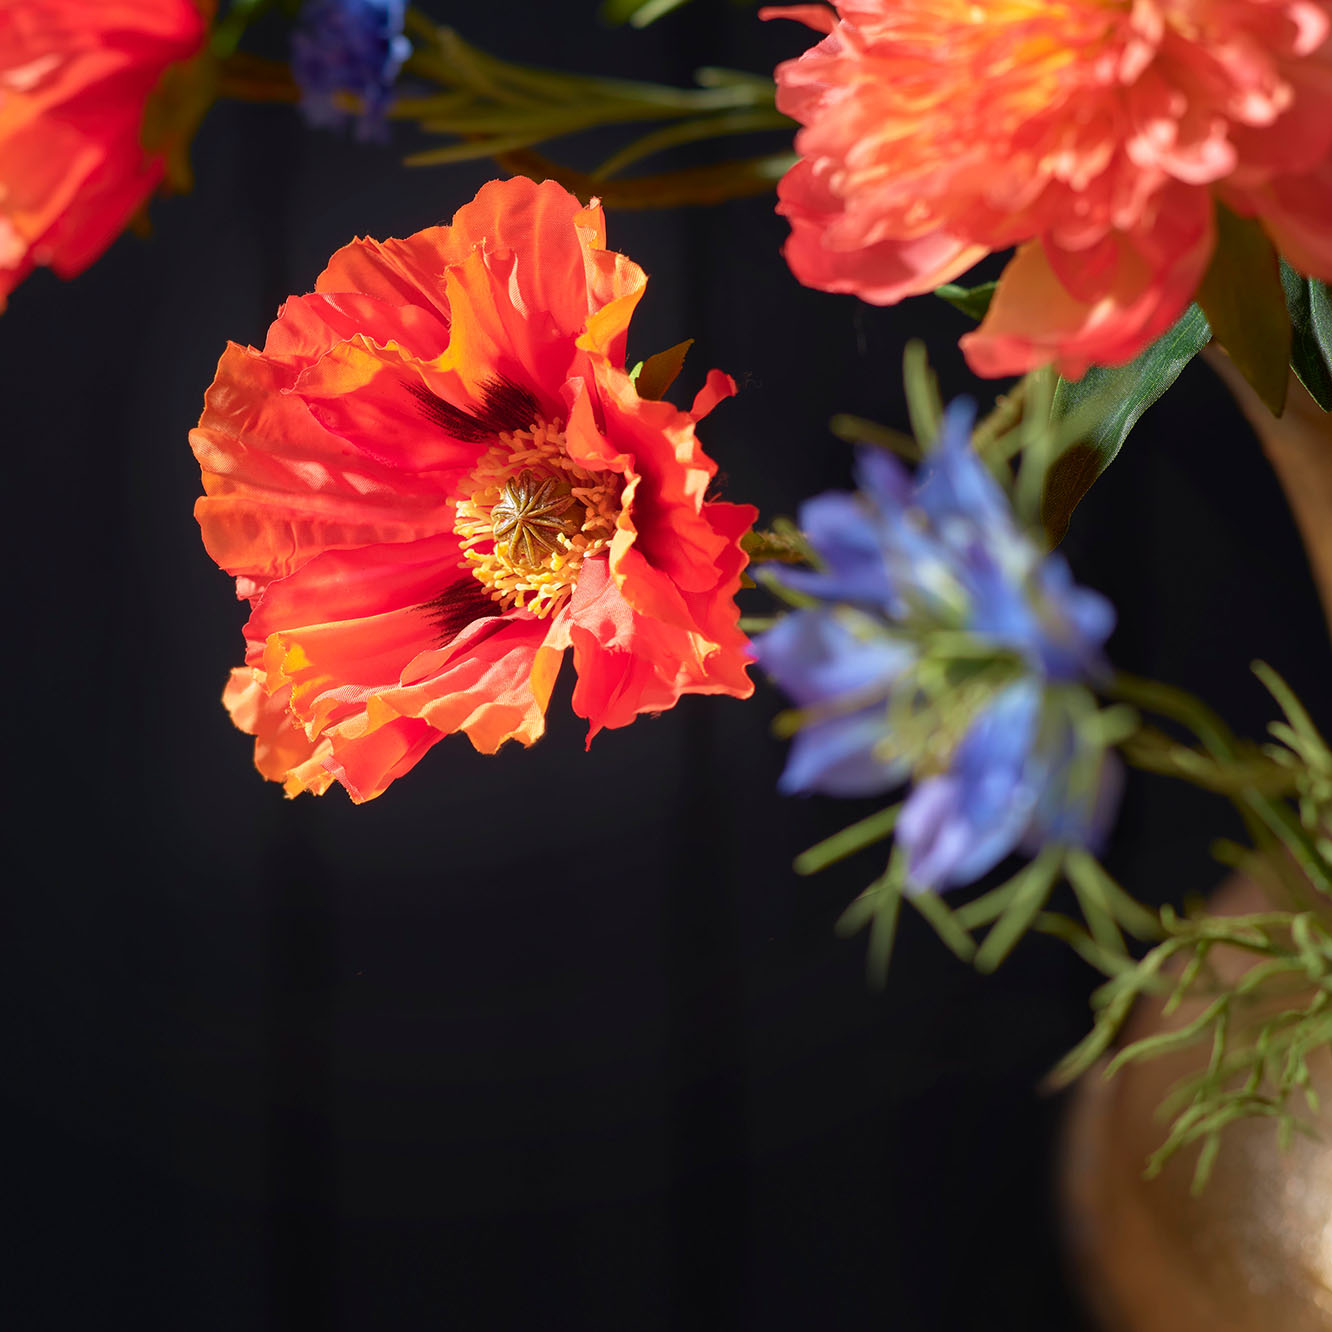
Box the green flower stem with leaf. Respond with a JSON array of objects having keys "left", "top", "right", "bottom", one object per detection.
[
  {"left": 759, "top": 346, "right": 1329, "bottom": 1188},
  {"left": 395, "top": 13, "right": 793, "bottom": 201}
]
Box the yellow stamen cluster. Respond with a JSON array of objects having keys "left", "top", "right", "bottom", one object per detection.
[{"left": 452, "top": 419, "right": 621, "bottom": 618}]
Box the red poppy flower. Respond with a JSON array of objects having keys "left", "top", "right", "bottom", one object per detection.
[
  {"left": 0, "top": 0, "right": 211, "bottom": 309},
  {"left": 192, "top": 177, "right": 757, "bottom": 802},
  {"left": 764, "top": 1, "right": 1332, "bottom": 378}
]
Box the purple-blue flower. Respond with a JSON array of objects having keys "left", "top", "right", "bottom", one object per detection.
[
  {"left": 755, "top": 399, "right": 1122, "bottom": 893},
  {"left": 772, "top": 400, "right": 1114, "bottom": 681},
  {"left": 292, "top": 0, "right": 410, "bottom": 142},
  {"left": 753, "top": 608, "right": 913, "bottom": 798},
  {"left": 895, "top": 682, "right": 1119, "bottom": 893}
]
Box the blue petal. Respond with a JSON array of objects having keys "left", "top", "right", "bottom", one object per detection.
[
  {"left": 1025, "top": 558, "right": 1115, "bottom": 680},
  {"left": 779, "top": 712, "right": 908, "bottom": 798},
  {"left": 751, "top": 609, "right": 911, "bottom": 709},
  {"left": 1027, "top": 730, "right": 1123, "bottom": 852},
  {"left": 785, "top": 490, "right": 897, "bottom": 606},
  {"left": 852, "top": 447, "right": 913, "bottom": 515},
  {"left": 916, "top": 401, "right": 1010, "bottom": 530},
  {"left": 898, "top": 682, "right": 1043, "bottom": 892}
]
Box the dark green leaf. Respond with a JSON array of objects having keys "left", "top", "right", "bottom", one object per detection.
[
  {"left": 1195, "top": 204, "right": 1291, "bottom": 416},
  {"left": 634, "top": 338, "right": 693, "bottom": 400},
  {"left": 600, "top": 0, "right": 691, "bottom": 26},
  {"left": 1280, "top": 260, "right": 1332, "bottom": 411},
  {"left": 1043, "top": 304, "right": 1212, "bottom": 544},
  {"left": 934, "top": 281, "right": 997, "bottom": 321}
]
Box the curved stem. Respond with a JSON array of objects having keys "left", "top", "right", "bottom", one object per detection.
[
  {"left": 216, "top": 52, "right": 300, "bottom": 103},
  {"left": 491, "top": 147, "right": 792, "bottom": 209}
]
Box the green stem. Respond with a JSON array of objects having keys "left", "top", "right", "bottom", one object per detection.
[
  {"left": 490, "top": 148, "right": 793, "bottom": 209},
  {"left": 593, "top": 108, "right": 792, "bottom": 178},
  {"left": 1109, "top": 672, "right": 1239, "bottom": 758},
  {"left": 794, "top": 806, "right": 900, "bottom": 876},
  {"left": 1121, "top": 726, "right": 1297, "bottom": 796}
]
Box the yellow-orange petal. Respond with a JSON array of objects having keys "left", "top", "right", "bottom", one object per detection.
[{"left": 222, "top": 666, "right": 337, "bottom": 796}]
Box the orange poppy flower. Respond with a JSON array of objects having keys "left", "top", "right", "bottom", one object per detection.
[
  {"left": 193, "top": 177, "right": 756, "bottom": 802},
  {"left": 763, "top": 1, "right": 1332, "bottom": 378},
  {"left": 0, "top": 0, "right": 211, "bottom": 309}
]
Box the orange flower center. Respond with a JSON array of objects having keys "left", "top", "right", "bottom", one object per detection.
[{"left": 452, "top": 419, "right": 621, "bottom": 619}]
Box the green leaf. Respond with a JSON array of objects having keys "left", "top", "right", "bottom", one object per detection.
[
  {"left": 974, "top": 850, "right": 1061, "bottom": 973},
  {"left": 634, "top": 338, "right": 693, "bottom": 401},
  {"left": 908, "top": 887, "right": 977, "bottom": 964},
  {"left": 404, "top": 132, "right": 557, "bottom": 167},
  {"left": 1280, "top": 260, "right": 1332, "bottom": 411},
  {"left": 1195, "top": 204, "right": 1292, "bottom": 416},
  {"left": 836, "top": 851, "right": 907, "bottom": 987},
  {"left": 934, "top": 281, "right": 997, "bottom": 321},
  {"left": 794, "top": 805, "right": 900, "bottom": 876},
  {"left": 600, "top": 0, "right": 692, "bottom": 26},
  {"left": 1043, "top": 304, "right": 1212, "bottom": 544},
  {"left": 864, "top": 875, "right": 903, "bottom": 988}
]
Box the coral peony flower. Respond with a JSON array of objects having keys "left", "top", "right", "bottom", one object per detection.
[
  {"left": 0, "top": 0, "right": 212, "bottom": 309},
  {"left": 753, "top": 401, "right": 1119, "bottom": 892},
  {"left": 763, "top": 1, "right": 1332, "bottom": 378},
  {"left": 192, "top": 177, "right": 756, "bottom": 802},
  {"left": 291, "top": 0, "right": 410, "bottom": 142}
]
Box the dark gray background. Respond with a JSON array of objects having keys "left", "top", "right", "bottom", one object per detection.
[{"left": 5, "top": 4, "right": 1329, "bottom": 1328}]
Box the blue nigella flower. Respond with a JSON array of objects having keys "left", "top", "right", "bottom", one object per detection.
[
  {"left": 754, "top": 608, "right": 914, "bottom": 798},
  {"left": 292, "top": 0, "right": 411, "bottom": 142},
  {"left": 754, "top": 400, "right": 1121, "bottom": 893},
  {"left": 772, "top": 400, "right": 1114, "bottom": 680},
  {"left": 895, "top": 681, "right": 1120, "bottom": 893}
]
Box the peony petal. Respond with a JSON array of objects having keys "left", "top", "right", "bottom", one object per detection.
[
  {"left": 758, "top": 5, "right": 838, "bottom": 35},
  {"left": 962, "top": 199, "right": 1213, "bottom": 379},
  {"left": 762, "top": 0, "right": 1332, "bottom": 367},
  {"left": 779, "top": 162, "right": 989, "bottom": 304},
  {"left": 1223, "top": 162, "right": 1332, "bottom": 281}
]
